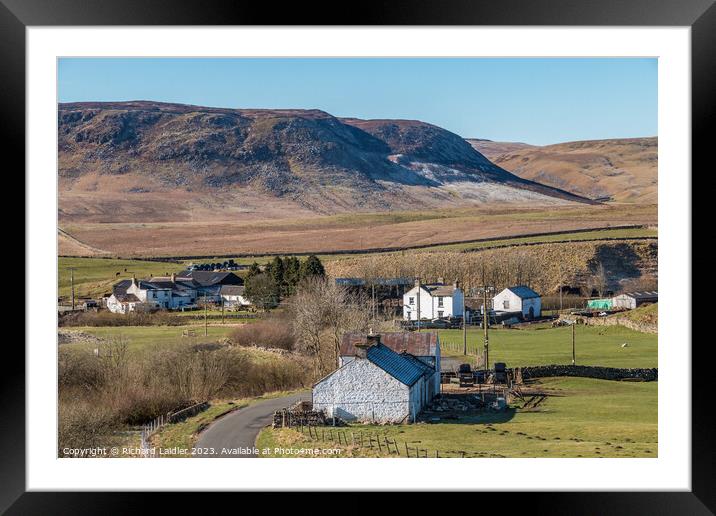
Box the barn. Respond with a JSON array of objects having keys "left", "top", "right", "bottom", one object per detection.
[
  {"left": 612, "top": 291, "right": 658, "bottom": 309},
  {"left": 492, "top": 285, "right": 542, "bottom": 320},
  {"left": 312, "top": 333, "right": 436, "bottom": 424}
]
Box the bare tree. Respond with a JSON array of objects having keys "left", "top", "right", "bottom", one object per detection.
[
  {"left": 289, "top": 276, "right": 371, "bottom": 375},
  {"left": 594, "top": 261, "right": 608, "bottom": 297}
]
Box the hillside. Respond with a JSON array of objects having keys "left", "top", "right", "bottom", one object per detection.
[
  {"left": 467, "top": 137, "right": 657, "bottom": 202},
  {"left": 324, "top": 239, "right": 658, "bottom": 297},
  {"left": 58, "top": 101, "right": 590, "bottom": 224}
]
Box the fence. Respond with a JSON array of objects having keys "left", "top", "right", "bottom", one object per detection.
[
  {"left": 294, "top": 425, "right": 494, "bottom": 458},
  {"left": 140, "top": 401, "right": 209, "bottom": 456}
]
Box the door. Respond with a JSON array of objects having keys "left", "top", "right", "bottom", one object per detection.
[{"left": 528, "top": 306, "right": 534, "bottom": 320}]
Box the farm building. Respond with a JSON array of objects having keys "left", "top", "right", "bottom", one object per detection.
[
  {"left": 176, "top": 270, "right": 244, "bottom": 302},
  {"left": 313, "top": 333, "right": 436, "bottom": 423},
  {"left": 612, "top": 291, "right": 658, "bottom": 309},
  {"left": 587, "top": 298, "right": 613, "bottom": 310},
  {"left": 339, "top": 332, "right": 441, "bottom": 394},
  {"left": 106, "top": 274, "right": 198, "bottom": 313},
  {"left": 492, "top": 286, "right": 542, "bottom": 320},
  {"left": 219, "top": 285, "right": 251, "bottom": 308},
  {"left": 403, "top": 279, "right": 464, "bottom": 321}
]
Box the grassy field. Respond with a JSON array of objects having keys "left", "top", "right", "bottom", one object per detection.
[
  {"left": 60, "top": 203, "right": 657, "bottom": 257},
  {"left": 58, "top": 256, "right": 185, "bottom": 299},
  {"left": 256, "top": 376, "right": 657, "bottom": 458},
  {"left": 59, "top": 324, "right": 237, "bottom": 354},
  {"left": 437, "top": 325, "right": 657, "bottom": 368}
]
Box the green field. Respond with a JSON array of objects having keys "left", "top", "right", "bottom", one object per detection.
[
  {"left": 437, "top": 324, "right": 657, "bottom": 368},
  {"left": 257, "top": 376, "right": 658, "bottom": 458},
  {"left": 58, "top": 257, "right": 186, "bottom": 299}
]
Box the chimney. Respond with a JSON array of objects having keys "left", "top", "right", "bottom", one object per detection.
[
  {"left": 171, "top": 273, "right": 176, "bottom": 283},
  {"left": 454, "top": 279, "right": 460, "bottom": 289},
  {"left": 131, "top": 274, "right": 137, "bottom": 287},
  {"left": 414, "top": 278, "right": 421, "bottom": 288},
  {"left": 355, "top": 330, "right": 381, "bottom": 359}
]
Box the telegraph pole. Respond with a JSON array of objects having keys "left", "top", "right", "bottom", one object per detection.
[
  {"left": 571, "top": 321, "right": 576, "bottom": 365},
  {"left": 416, "top": 278, "right": 421, "bottom": 332},
  {"left": 476, "top": 280, "right": 495, "bottom": 372},
  {"left": 463, "top": 299, "right": 467, "bottom": 356},
  {"left": 483, "top": 286, "right": 489, "bottom": 370},
  {"left": 68, "top": 267, "right": 76, "bottom": 310}
]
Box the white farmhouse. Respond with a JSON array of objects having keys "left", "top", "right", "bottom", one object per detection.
[
  {"left": 106, "top": 275, "right": 198, "bottom": 313},
  {"left": 492, "top": 285, "right": 542, "bottom": 320},
  {"left": 313, "top": 333, "right": 436, "bottom": 424},
  {"left": 403, "top": 279, "right": 464, "bottom": 321}
]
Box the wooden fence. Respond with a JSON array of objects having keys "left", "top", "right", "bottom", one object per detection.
[
  {"left": 140, "top": 401, "right": 210, "bottom": 456},
  {"left": 295, "top": 424, "right": 491, "bottom": 458}
]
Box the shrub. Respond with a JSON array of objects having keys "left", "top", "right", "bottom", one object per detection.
[
  {"left": 229, "top": 315, "right": 295, "bottom": 350},
  {"left": 59, "top": 310, "right": 184, "bottom": 327}
]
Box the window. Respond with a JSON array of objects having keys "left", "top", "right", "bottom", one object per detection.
[
  {"left": 438, "top": 297, "right": 444, "bottom": 307},
  {"left": 503, "top": 300, "right": 510, "bottom": 309},
  {"left": 409, "top": 297, "right": 415, "bottom": 305},
  {"left": 438, "top": 311, "right": 444, "bottom": 318}
]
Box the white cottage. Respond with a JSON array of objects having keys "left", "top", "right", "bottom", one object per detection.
[
  {"left": 313, "top": 334, "right": 436, "bottom": 424},
  {"left": 339, "top": 332, "right": 441, "bottom": 396},
  {"left": 492, "top": 285, "right": 542, "bottom": 320},
  {"left": 220, "top": 285, "right": 251, "bottom": 308},
  {"left": 403, "top": 280, "right": 464, "bottom": 321}
]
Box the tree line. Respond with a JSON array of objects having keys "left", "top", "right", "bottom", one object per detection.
[{"left": 244, "top": 255, "right": 326, "bottom": 310}]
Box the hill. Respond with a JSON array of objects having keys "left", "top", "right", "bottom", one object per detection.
[
  {"left": 58, "top": 101, "right": 590, "bottom": 224},
  {"left": 468, "top": 137, "right": 657, "bottom": 203}
]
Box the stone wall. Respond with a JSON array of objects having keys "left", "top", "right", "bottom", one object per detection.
[
  {"left": 517, "top": 364, "right": 657, "bottom": 382},
  {"left": 584, "top": 316, "right": 657, "bottom": 334}
]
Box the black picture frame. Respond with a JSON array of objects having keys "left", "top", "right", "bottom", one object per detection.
[{"left": 6, "top": 0, "right": 707, "bottom": 511}]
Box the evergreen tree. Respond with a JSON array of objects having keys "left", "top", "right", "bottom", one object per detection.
[
  {"left": 244, "top": 273, "right": 279, "bottom": 310},
  {"left": 247, "top": 261, "right": 261, "bottom": 280},
  {"left": 300, "top": 255, "right": 325, "bottom": 279},
  {"left": 283, "top": 256, "right": 302, "bottom": 294},
  {"left": 268, "top": 256, "right": 286, "bottom": 296}
]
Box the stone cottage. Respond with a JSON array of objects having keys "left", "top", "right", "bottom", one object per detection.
[
  {"left": 339, "top": 332, "right": 441, "bottom": 396},
  {"left": 312, "top": 333, "right": 436, "bottom": 424}
]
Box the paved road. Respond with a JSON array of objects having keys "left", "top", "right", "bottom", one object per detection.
[{"left": 195, "top": 391, "right": 310, "bottom": 458}]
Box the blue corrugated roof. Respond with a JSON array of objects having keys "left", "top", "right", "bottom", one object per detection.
[
  {"left": 366, "top": 344, "right": 431, "bottom": 386},
  {"left": 507, "top": 285, "right": 540, "bottom": 299}
]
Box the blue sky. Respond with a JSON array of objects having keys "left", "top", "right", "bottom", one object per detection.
[{"left": 58, "top": 58, "right": 657, "bottom": 146}]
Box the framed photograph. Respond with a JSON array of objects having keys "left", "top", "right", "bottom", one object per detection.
[{"left": 9, "top": 0, "right": 708, "bottom": 509}]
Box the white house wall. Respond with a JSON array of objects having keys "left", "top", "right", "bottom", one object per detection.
[
  {"left": 312, "top": 359, "right": 411, "bottom": 423},
  {"left": 403, "top": 286, "right": 464, "bottom": 320}
]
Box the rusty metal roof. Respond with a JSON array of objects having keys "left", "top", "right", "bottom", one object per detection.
[{"left": 341, "top": 332, "right": 439, "bottom": 357}]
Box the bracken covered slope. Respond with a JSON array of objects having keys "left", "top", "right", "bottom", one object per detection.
[
  {"left": 468, "top": 137, "right": 657, "bottom": 203},
  {"left": 58, "top": 101, "right": 591, "bottom": 223}
]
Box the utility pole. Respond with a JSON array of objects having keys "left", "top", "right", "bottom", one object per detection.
[
  {"left": 68, "top": 267, "right": 76, "bottom": 310},
  {"left": 204, "top": 292, "right": 208, "bottom": 337},
  {"left": 463, "top": 296, "right": 467, "bottom": 356},
  {"left": 476, "top": 280, "right": 495, "bottom": 372},
  {"left": 221, "top": 297, "right": 225, "bottom": 325},
  {"left": 572, "top": 321, "right": 576, "bottom": 365},
  {"left": 416, "top": 278, "right": 421, "bottom": 332}
]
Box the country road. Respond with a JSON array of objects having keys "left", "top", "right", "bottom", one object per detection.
[{"left": 194, "top": 391, "right": 310, "bottom": 458}]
